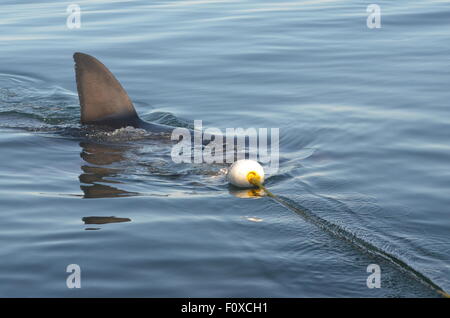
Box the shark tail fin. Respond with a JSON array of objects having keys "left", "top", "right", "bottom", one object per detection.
[{"left": 73, "top": 52, "right": 140, "bottom": 127}]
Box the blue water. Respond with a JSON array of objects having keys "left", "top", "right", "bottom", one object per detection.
[{"left": 0, "top": 0, "right": 449, "bottom": 297}]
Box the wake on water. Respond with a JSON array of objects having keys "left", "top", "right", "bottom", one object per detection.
[{"left": 0, "top": 73, "right": 448, "bottom": 297}]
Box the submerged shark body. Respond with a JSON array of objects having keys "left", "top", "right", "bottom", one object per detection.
[{"left": 74, "top": 52, "right": 172, "bottom": 133}]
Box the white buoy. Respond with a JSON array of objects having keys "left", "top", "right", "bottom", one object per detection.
[{"left": 228, "top": 159, "right": 265, "bottom": 188}]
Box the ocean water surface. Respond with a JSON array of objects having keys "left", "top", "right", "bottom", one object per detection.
[{"left": 0, "top": 0, "right": 449, "bottom": 297}]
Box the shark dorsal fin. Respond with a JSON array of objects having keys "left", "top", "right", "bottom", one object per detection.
[{"left": 73, "top": 52, "right": 139, "bottom": 125}]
